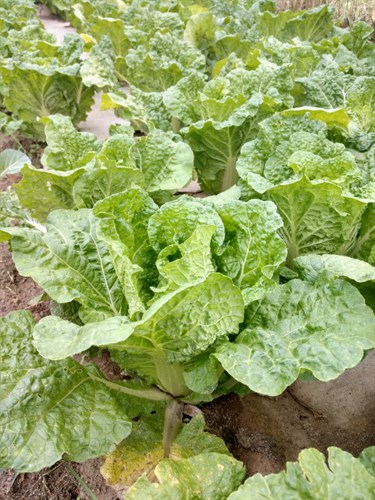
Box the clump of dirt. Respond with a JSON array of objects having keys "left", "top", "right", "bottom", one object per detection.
[
  {"left": 0, "top": 132, "right": 45, "bottom": 168},
  {"left": 0, "top": 243, "right": 50, "bottom": 319},
  {"left": 203, "top": 351, "right": 375, "bottom": 476},
  {"left": 0, "top": 460, "right": 120, "bottom": 500}
]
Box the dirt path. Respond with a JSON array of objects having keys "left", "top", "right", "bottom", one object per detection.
[{"left": 38, "top": 4, "right": 129, "bottom": 140}]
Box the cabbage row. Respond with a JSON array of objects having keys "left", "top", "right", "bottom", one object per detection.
[{"left": 1, "top": 0, "right": 375, "bottom": 497}]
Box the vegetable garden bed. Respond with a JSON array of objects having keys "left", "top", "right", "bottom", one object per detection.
[{"left": 1, "top": 0, "right": 375, "bottom": 498}]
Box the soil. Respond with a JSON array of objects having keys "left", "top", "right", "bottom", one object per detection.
[
  {"left": 203, "top": 352, "right": 375, "bottom": 476},
  {"left": 0, "top": 130, "right": 121, "bottom": 499}
]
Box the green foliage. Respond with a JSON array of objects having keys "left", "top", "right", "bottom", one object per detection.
[
  {"left": 1, "top": 0, "right": 375, "bottom": 495},
  {"left": 229, "top": 446, "right": 375, "bottom": 499}
]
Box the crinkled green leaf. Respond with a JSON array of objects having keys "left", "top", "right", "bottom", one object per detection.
[
  {"left": 0, "top": 149, "right": 31, "bottom": 178},
  {"left": 294, "top": 57, "right": 349, "bottom": 109},
  {"left": 101, "top": 90, "right": 173, "bottom": 133},
  {"left": 80, "top": 35, "right": 118, "bottom": 90},
  {"left": 134, "top": 130, "right": 193, "bottom": 192},
  {"left": 102, "top": 414, "right": 240, "bottom": 495},
  {"left": 229, "top": 447, "right": 375, "bottom": 499},
  {"left": 127, "top": 452, "right": 245, "bottom": 500},
  {"left": 94, "top": 188, "right": 159, "bottom": 317},
  {"left": 163, "top": 71, "right": 206, "bottom": 125},
  {"left": 97, "top": 130, "right": 135, "bottom": 167},
  {"left": 123, "top": 32, "right": 205, "bottom": 92},
  {"left": 148, "top": 196, "right": 225, "bottom": 253},
  {"left": 41, "top": 114, "right": 100, "bottom": 171},
  {"left": 116, "top": 273, "right": 244, "bottom": 364},
  {"left": 182, "top": 118, "right": 255, "bottom": 194},
  {"left": 183, "top": 351, "right": 220, "bottom": 395},
  {"left": 215, "top": 278, "right": 375, "bottom": 396},
  {"left": 351, "top": 204, "right": 375, "bottom": 265},
  {"left": 0, "top": 189, "right": 31, "bottom": 232},
  {"left": 269, "top": 179, "right": 365, "bottom": 264},
  {"left": 0, "top": 111, "right": 23, "bottom": 135},
  {"left": 5, "top": 209, "right": 127, "bottom": 321},
  {"left": 0, "top": 310, "right": 132, "bottom": 472},
  {"left": 294, "top": 254, "right": 375, "bottom": 283},
  {"left": 15, "top": 164, "right": 85, "bottom": 222},
  {"left": 347, "top": 76, "right": 375, "bottom": 134},
  {"left": 214, "top": 199, "right": 287, "bottom": 304},
  {"left": 257, "top": 5, "right": 334, "bottom": 43},
  {"left": 153, "top": 225, "right": 216, "bottom": 297},
  {"left": 0, "top": 64, "right": 95, "bottom": 140},
  {"left": 90, "top": 17, "right": 128, "bottom": 70},
  {"left": 73, "top": 166, "right": 145, "bottom": 208},
  {"left": 359, "top": 446, "right": 375, "bottom": 477}
]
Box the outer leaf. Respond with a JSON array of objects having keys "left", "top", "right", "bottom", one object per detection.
[
  {"left": 102, "top": 415, "right": 235, "bottom": 493},
  {"left": 80, "top": 36, "right": 118, "bottom": 90},
  {"left": 94, "top": 188, "right": 159, "bottom": 317},
  {"left": 41, "top": 114, "right": 100, "bottom": 171},
  {"left": 0, "top": 310, "right": 132, "bottom": 472},
  {"left": 352, "top": 204, "right": 375, "bottom": 265},
  {"left": 229, "top": 447, "right": 375, "bottom": 499},
  {"left": 294, "top": 58, "right": 349, "bottom": 109},
  {"left": 215, "top": 278, "right": 375, "bottom": 396},
  {"left": 117, "top": 273, "right": 244, "bottom": 363},
  {"left": 360, "top": 447, "right": 375, "bottom": 477},
  {"left": 182, "top": 118, "right": 256, "bottom": 194},
  {"left": 33, "top": 316, "right": 133, "bottom": 360},
  {"left": 183, "top": 351, "right": 220, "bottom": 395},
  {"left": 281, "top": 107, "right": 350, "bottom": 129},
  {"left": 8, "top": 209, "right": 127, "bottom": 321},
  {"left": 294, "top": 254, "right": 375, "bottom": 283},
  {"left": 214, "top": 199, "right": 287, "bottom": 304},
  {"left": 126, "top": 452, "right": 245, "bottom": 500},
  {"left": 270, "top": 179, "right": 366, "bottom": 264},
  {"left": 73, "top": 166, "right": 145, "bottom": 208},
  {"left": 101, "top": 90, "right": 173, "bottom": 133},
  {"left": 257, "top": 5, "right": 334, "bottom": 43},
  {"left": 163, "top": 71, "right": 206, "bottom": 125},
  {"left": 123, "top": 32, "right": 205, "bottom": 92},
  {"left": 346, "top": 76, "right": 375, "bottom": 134},
  {"left": 134, "top": 130, "right": 193, "bottom": 192},
  {"left": 15, "top": 164, "right": 85, "bottom": 222},
  {"left": 97, "top": 130, "right": 135, "bottom": 168},
  {"left": 0, "top": 149, "right": 31, "bottom": 178}
]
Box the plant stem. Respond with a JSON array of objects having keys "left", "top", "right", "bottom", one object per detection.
[
  {"left": 163, "top": 400, "right": 183, "bottom": 458},
  {"left": 91, "top": 376, "right": 172, "bottom": 401},
  {"left": 63, "top": 464, "right": 98, "bottom": 500},
  {"left": 154, "top": 351, "right": 190, "bottom": 397},
  {"left": 221, "top": 155, "right": 239, "bottom": 192},
  {"left": 10, "top": 134, "right": 26, "bottom": 153}
]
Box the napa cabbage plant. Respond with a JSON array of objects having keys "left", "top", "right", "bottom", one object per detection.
[{"left": 1, "top": 188, "right": 375, "bottom": 490}]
